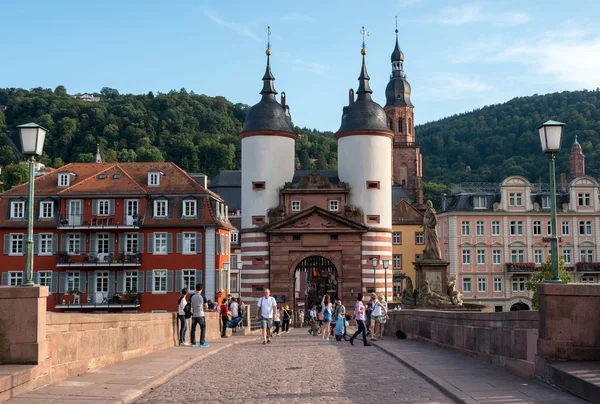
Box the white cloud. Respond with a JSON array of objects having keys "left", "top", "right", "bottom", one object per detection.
[
  {"left": 431, "top": 3, "right": 530, "bottom": 27},
  {"left": 420, "top": 73, "right": 491, "bottom": 101},
  {"left": 282, "top": 12, "right": 316, "bottom": 23},
  {"left": 292, "top": 59, "right": 329, "bottom": 75},
  {"left": 454, "top": 20, "right": 600, "bottom": 88},
  {"left": 204, "top": 10, "right": 261, "bottom": 42}
]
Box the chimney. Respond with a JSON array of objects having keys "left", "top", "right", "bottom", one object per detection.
[
  {"left": 560, "top": 173, "right": 567, "bottom": 192},
  {"left": 281, "top": 91, "right": 286, "bottom": 106},
  {"left": 349, "top": 89, "right": 355, "bottom": 104}
]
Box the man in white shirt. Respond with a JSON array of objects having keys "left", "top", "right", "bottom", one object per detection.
[{"left": 255, "top": 288, "right": 277, "bottom": 345}]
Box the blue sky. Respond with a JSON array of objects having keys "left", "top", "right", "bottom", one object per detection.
[{"left": 3, "top": 0, "right": 600, "bottom": 131}]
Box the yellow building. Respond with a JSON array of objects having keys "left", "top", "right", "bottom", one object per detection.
[{"left": 391, "top": 199, "right": 425, "bottom": 300}]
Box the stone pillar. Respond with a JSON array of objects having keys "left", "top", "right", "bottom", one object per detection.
[{"left": 0, "top": 286, "right": 48, "bottom": 364}]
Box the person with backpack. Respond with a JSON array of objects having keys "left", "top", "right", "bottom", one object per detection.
[
  {"left": 282, "top": 305, "right": 291, "bottom": 333},
  {"left": 177, "top": 288, "right": 189, "bottom": 346},
  {"left": 230, "top": 297, "right": 239, "bottom": 333},
  {"left": 190, "top": 284, "right": 209, "bottom": 347}
]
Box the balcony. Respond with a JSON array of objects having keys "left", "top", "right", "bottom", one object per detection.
[
  {"left": 55, "top": 292, "right": 141, "bottom": 309},
  {"left": 506, "top": 262, "right": 539, "bottom": 273},
  {"left": 576, "top": 262, "right": 600, "bottom": 272},
  {"left": 58, "top": 214, "right": 141, "bottom": 229},
  {"left": 57, "top": 251, "right": 142, "bottom": 267}
]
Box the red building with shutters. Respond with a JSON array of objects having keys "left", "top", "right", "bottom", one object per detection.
[{"left": 0, "top": 162, "right": 233, "bottom": 312}]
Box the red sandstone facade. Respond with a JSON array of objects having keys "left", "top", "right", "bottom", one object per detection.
[{"left": 0, "top": 162, "right": 233, "bottom": 312}]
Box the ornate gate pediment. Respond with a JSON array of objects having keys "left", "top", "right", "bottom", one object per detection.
[{"left": 263, "top": 206, "right": 368, "bottom": 234}]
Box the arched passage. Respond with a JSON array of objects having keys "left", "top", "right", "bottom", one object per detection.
[
  {"left": 294, "top": 256, "right": 338, "bottom": 313},
  {"left": 510, "top": 302, "right": 530, "bottom": 311}
]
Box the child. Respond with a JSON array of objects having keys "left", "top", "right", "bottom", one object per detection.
[{"left": 272, "top": 306, "right": 281, "bottom": 337}]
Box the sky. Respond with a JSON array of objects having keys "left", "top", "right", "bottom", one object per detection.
[{"left": 3, "top": 0, "right": 600, "bottom": 132}]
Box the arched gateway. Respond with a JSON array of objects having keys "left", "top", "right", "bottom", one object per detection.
[{"left": 294, "top": 256, "right": 338, "bottom": 313}]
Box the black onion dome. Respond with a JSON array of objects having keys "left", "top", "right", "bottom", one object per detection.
[
  {"left": 385, "top": 76, "right": 412, "bottom": 107},
  {"left": 391, "top": 36, "right": 404, "bottom": 62},
  {"left": 241, "top": 55, "right": 295, "bottom": 134},
  {"left": 336, "top": 55, "right": 391, "bottom": 133}
]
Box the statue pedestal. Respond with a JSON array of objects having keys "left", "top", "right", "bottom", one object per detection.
[{"left": 414, "top": 259, "right": 449, "bottom": 296}]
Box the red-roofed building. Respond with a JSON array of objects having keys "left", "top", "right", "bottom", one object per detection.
[{"left": 0, "top": 162, "right": 233, "bottom": 312}]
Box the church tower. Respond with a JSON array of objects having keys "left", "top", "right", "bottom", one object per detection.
[
  {"left": 384, "top": 27, "right": 423, "bottom": 205},
  {"left": 569, "top": 135, "right": 585, "bottom": 181}
]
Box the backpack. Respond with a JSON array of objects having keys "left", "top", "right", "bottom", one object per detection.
[{"left": 178, "top": 295, "right": 192, "bottom": 319}]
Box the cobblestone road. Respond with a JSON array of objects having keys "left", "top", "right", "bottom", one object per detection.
[{"left": 136, "top": 330, "right": 452, "bottom": 404}]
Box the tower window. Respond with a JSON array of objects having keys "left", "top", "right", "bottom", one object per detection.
[
  {"left": 366, "top": 215, "right": 380, "bottom": 224},
  {"left": 408, "top": 118, "right": 412, "bottom": 135},
  {"left": 388, "top": 119, "right": 393, "bottom": 130},
  {"left": 398, "top": 118, "right": 403, "bottom": 133},
  {"left": 366, "top": 181, "right": 380, "bottom": 190},
  {"left": 252, "top": 181, "right": 265, "bottom": 190},
  {"left": 252, "top": 216, "right": 265, "bottom": 225}
]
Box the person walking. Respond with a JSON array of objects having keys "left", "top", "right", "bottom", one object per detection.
[
  {"left": 190, "top": 284, "right": 209, "bottom": 347},
  {"left": 376, "top": 295, "right": 389, "bottom": 340},
  {"left": 365, "top": 293, "right": 376, "bottom": 336},
  {"left": 371, "top": 294, "right": 386, "bottom": 341},
  {"left": 309, "top": 305, "right": 319, "bottom": 336},
  {"left": 334, "top": 298, "right": 348, "bottom": 341},
  {"left": 272, "top": 307, "right": 281, "bottom": 337},
  {"left": 220, "top": 298, "right": 229, "bottom": 338},
  {"left": 230, "top": 297, "right": 239, "bottom": 333},
  {"left": 349, "top": 293, "right": 371, "bottom": 346},
  {"left": 320, "top": 295, "right": 332, "bottom": 341},
  {"left": 255, "top": 288, "right": 277, "bottom": 345},
  {"left": 238, "top": 299, "right": 246, "bottom": 330},
  {"left": 282, "top": 305, "right": 291, "bottom": 333},
  {"left": 177, "top": 288, "right": 189, "bottom": 345},
  {"left": 297, "top": 308, "right": 305, "bottom": 328}
]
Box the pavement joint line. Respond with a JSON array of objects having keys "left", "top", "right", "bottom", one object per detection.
[{"left": 115, "top": 336, "right": 258, "bottom": 404}]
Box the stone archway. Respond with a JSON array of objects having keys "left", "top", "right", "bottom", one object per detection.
[
  {"left": 510, "top": 302, "right": 530, "bottom": 311},
  {"left": 294, "top": 256, "right": 338, "bottom": 314}
]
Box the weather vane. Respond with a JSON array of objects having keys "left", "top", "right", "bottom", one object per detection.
[
  {"left": 360, "top": 26, "right": 369, "bottom": 53},
  {"left": 266, "top": 26, "right": 271, "bottom": 54},
  {"left": 395, "top": 16, "right": 398, "bottom": 33}
]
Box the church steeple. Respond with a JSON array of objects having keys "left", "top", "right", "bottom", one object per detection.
[
  {"left": 391, "top": 19, "right": 405, "bottom": 77},
  {"left": 385, "top": 22, "right": 412, "bottom": 108},
  {"left": 569, "top": 135, "right": 585, "bottom": 180}
]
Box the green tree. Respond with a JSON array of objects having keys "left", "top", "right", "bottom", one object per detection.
[
  {"left": 526, "top": 257, "right": 572, "bottom": 309},
  {"left": 0, "top": 145, "right": 17, "bottom": 166},
  {"left": 1, "top": 163, "right": 28, "bottom": 189},
  {"left": 423, "top": 182, "right": 451, "bottom": 208},
  {"left": 51, "top": 157, "right": 65, "bottom": 168}
]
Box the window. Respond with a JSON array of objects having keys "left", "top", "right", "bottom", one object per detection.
[
  {"left": 148, "top": 172, "right": 160, "bottom": 187},
  {"left": 40, "top": 201, "right": 54, "bottom": 219},
  {"left": 462, "top": 249, "right": 471, "bottom": 265},
  {"left": 330, "top": 234, "right": 339, "bottom": 241},
  {"left": 562, "top": 248, "right": 572, "bottom": 264},
  {"left": 461, "top": 221, "right": 471, "bottom": 236},
  {"left": 578, "top": 193, "right": 591, "bottom": 207},
  {"left": 512, "top": 277, "right": 526, "bottom": 292},
  {"left": 534, "top": 249, "right": 543, "bottom": 264},
  {"left": 291, "top": 200, "right": 301, "bottom": 212},
  {"left": 478, "top": 277, "right": 487, "bottom": 292},
  {"left": 231, "top": 255, "right": 238, "bottom": 269},
  {"left": 533, "top": 221, "right": 542, "bottom": 236},
  {"left": 392, "top": 233, "right": 402, "bottom": 245},
  {"left": 67, "top": 271, "right": 80, "bottom": 292},
  {"left": 10, "top": 201, "right": 25, "bottom": 219},
  {"left": 292, "top": 234, "right": 301, "bottom": 241},
  {"left": 511, "top": 249, "right": 525, "bottom": 263},
  {"left": 393, "top": 255, "right": 402, "bottom": 269},
  {"left": 580, "top": 249, "right": 594, "bottom": 263},
  {"left": 125, "top": 233, "right": 138, "bottom": 254},
  {"left": 415, "top": 233, "right": 424, "bottom": 245},
  {"left": 252, "top": 216, "right": 265, "bottom": 225},
  {"left": 582, "top": 277, "right": 595, "bottom": 283},
  {"left": 183, "top": 233, "right": 196, "bottom": 253},
  {"left": 579, "top": 221, "right": 593, "bottom": 236},
  {"left": 493, "top": 277, "right": 502, "bottom": 292},
  {"left": 154, "top": 200, "right": 167, "bottom": 218},
  {"left": 462, "top": 277, "right": 472, "bottom": 292},
  {"left": 366, "top": 215, "right": 380, "bottom": 224},
  {"left": 98, "top": 200, "right": 110, "bottom": 216},
  {"left": 561, "top": 220, "right": 571, "bottom": 236},
  {"left": 183, "top": 200, "right": 197, "bottom": 217},
  {"left": 477, "top": 250, "right": 486, "bottom": 265},
  {"left": 67, "top": 234, "right": 80, "bottom": 255},
  {"left": 39, "top": 234, "right": 53, "bottom": 255},
  {"left": 509, "top": 193, "right": 523, "bottom": 207},
  {"left": 495, "top": 306, "right": 504, "bottom": 312},
  {"left": 547, "top": 221, "right": 553, "bottom": 236},
  {"left": 9, "top": 271, "right": 23, "bottom": 286},
  {"left": 492, "top": 221, "right": 501, "bottom": 236},
  {"left": 542, "top": 196, "right": 551, "bottom": 209},
  {"left": 230, "top": 275, "right": 238, "bottom": 293},
  {"left": 95, "top": 271, "right": 108, "bottom": 293},
  {"left": 39, "top": 271, "right": 52, "bottom": 289},
  {"left": 124, "top": 270, "right": 138, "bottom": 293},
  {"left": 252, "top": 181, "right": 265, "bottom": 190},
  {"left": 58, "top": 173, "right": 70, "bottom": 187},
  {"left": 154, "top": 233, "right": 168, "bottom": 254},
  {"left": 366, "top": 181, "right": 380, "bottom": 189},
  {"left": 10, "top": 234, "right": 24, "bottom": 255},
  {"left": 231, "top": 232, "right": 239, "bottom": 244},
  {"left": 510, "top": 221, "right": 524, "bottom": 236},
  {"left": 97, "top": 234, "right": 109, "bottom": 254},
  {"left": 476, "top": 221, "right": 485, "bottom": 236},
  {"left": 473, "top": 196, "right": 487, "bottom": 209},
  {"left": 329, "top": 200, "right": 339, "bottom": 212},
  {"left": 182, "top": 270, "right": 195, "bottom": 290},
  {"left": 153, "top": 270, "right": 167, "bottom": 293},
  {"left": 492, "top": 249, "right": 502, "bottom": 265}
]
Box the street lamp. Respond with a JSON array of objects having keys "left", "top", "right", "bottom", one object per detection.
[
  {"left": 537, "top": 120, "right": 566, "bottom": 283},
  {"left": 238, "top": 261, "right": 243, "bottom": 301},
  {"left": 223, "top": 262, "right": 230, "bottom": 294},
  {"left": 371, "top": 257, "right": 378, "bottom": 293},
  {"left": 17, "top": 123, "right": 47, "bottom": 287},
  {"left": 381, "top": 259, "right": 390, "bottom": 301}
]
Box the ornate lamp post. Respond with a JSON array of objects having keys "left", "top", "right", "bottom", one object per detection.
[
  {"left": 17, "top": 123, "right": 47, "bottom": 287},
  {"left": 371, "top": 257, "right": 378, "bottom": 293},
  {"left": 382, "top": 259, "right": 390, "bottom": 301},
  {"left": 537, "top": 120, "right": 566, "bottom": 283},
  {"left": 223, "top": 262, "right": 230, "bottom": 294}
]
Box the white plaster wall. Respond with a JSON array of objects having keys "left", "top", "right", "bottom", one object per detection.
[
  {"left": 204, "top": 227, "right": 216, "bottom": 299},
  {"left": 338, "top": 135, "right": 392, "bottom": 228},
  {"left": 241, "top": 136, "right": 295, "bottom": 228}
]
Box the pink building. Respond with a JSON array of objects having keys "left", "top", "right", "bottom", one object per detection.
[{"left": 437, "top": 141, "right": 599, "bottom": 311}]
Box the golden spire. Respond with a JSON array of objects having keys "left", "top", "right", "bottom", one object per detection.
[
  {"left": 360, "top": 26, "right": 369, "bottom": 55},
  {"left": 265, "top": 26, "right": 272, "bottom": 55}
]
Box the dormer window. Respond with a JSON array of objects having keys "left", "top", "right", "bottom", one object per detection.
[
  {"left": 154, "top": 200, "right": 167, "bottom": 218},
  {"left": 473, "top": 196, "right": 487, "bottom": 209},
  {"left": 541, "top": 196, "right": 551, "bottom": 209},
  {"left": 508, "top": 192, "right": 523, "bottom": 207},
  {"left": 10, "top": 201, "right": 25, "bottom": 219},
  {"left": 183, "top": 200, "right": 197, "bottom": 217},
  {"left": 148, "top": 172, "right": 160, "bottom": 187},
  {"left": 58, "top": 173, "right": 70, "bottom": 187}
]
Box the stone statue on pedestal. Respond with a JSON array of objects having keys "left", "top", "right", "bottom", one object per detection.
[
  {"left": 401, "top": 276, "right": 416, "bottom": 307},
  {"left": 422, "top": 200, "right": 442, "bottom": 260}
]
